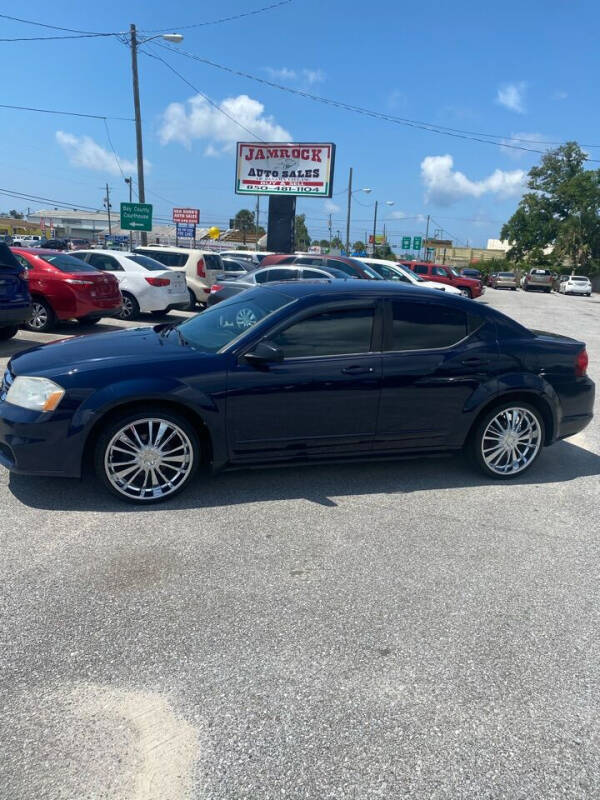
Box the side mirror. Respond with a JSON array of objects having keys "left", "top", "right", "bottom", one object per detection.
[{"left": 244, "top": 340, "right": 284, "bottom": 366}]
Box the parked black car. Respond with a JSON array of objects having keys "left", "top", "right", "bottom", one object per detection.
[
  {"left": 0, "top": 243, "right": 31, "bottom": 340},
  {"left": 40, "top": 238, "right": 68, "bottom": 251},
  {"left": 0, "top": 281, "right": 594, "bottom": 503}
]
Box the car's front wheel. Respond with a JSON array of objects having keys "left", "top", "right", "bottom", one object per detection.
[
  {"left": 118, "top": 292, "right": 140, "bottom": 321},
  {"left": 469, "top": 402, "right": 544, "bottom": 479},
  {"left": 95, "top": 407, "right": 200, "bottom": 503},
  {"left": 459, "top": 287, "right": 472, "bottom": 298}
]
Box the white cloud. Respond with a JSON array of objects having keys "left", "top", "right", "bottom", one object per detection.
[
  {"left": 496, "top": 82, "right": 527, "bottom": 113},
  {"left": 553, "top": 90, "right": 568, "bottom": 101},
  {"left": 158, "top": 94, "right": 291, "bottom": 151},
  {"left": 324, "top": 200, "right": 340, "bottom": 213},
  {"left": 500, "top": 131, "right": 546, "bottom": 159},
  {"left": 265, "top": 67, "right": 325, "bottom": 85},
  {"left": 55, "top": 131, "right": 145, "bottom": 175},
  {"left": 389, "top": 210, "right": 408, "bottom": 219},
  {"left": 421, "top": 154, "right": 525, "bottom": 205},
  {"left": 387, "top": 89, "right": 407, "bottom": 110}
]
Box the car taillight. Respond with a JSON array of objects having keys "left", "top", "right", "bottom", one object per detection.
[
  {"left": 145, "top": 277, "right": 171, "bottom": 287},
  {"left": 65, "top": 278, "right": 94, "bottom": 285},
  {"left": 210, "top": 284, "right": 223, "bottom": 293},
  {"left": 575, "top": 348, "right": 588, "bottom": 377},
  {"left": 196, "top": 258, "right": 205, "bottom": 277}
]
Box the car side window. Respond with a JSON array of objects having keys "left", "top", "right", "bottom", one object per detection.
[
  {"left": 256, "top": 268, "right": 298, "bottom": 283},
  {"left": 326, "top": 259, "right": 357, "bottom": 276},
  {"left": 301, "top": 268, "right": 327, "bottom": 279},
  {"left": 270, "top": 308, "right": 374, "bottom": 358},
  {"left": 389, "top": 302, "right": 469, "bottom": 351},
  {"left": 412, "top": 265, "right": 428, "bottom": 275},
  {"left": 378, "top": 265, "right": 404, "bottom": 281},
  {"left": 432, "top": 267, "right": 448, "bottom": 277},
  {"left": 87, "top": 254, "right": 123, "bottom": 271}
]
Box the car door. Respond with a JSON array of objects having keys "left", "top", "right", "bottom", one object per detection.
[
  {"left": 376, "top": 298, "right": 499, "bottom": 450},
  {"left": 226, "top": 301, "right": 383, "bottom": 462}
]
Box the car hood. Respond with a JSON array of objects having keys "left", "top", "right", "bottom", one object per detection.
[{"left": 9, "top": 326, "right": 198, "bottom": 378}]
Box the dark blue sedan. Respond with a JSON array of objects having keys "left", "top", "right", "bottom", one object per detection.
[{"left": 0, "top": 281, "right": 594, "bottom": 503}]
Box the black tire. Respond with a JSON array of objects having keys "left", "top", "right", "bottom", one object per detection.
[
  {"left": 24, "top": 297, "right": 55, "bottom": 332},
  {"left": 118, "top": 292, "right": 140, "bottom": 321},
  {"left": 545, "top": 288, "right": 551, "bottom": 293},
  {"left": 459, "top": 287, "right": 472, "bottom": 299},
  {"left": 468, "top": 401, "right": 545, "bottom": 480},
  {"left": 511, "top": 287, "right": 517, "bottom": 291},
  {"left": 78, "top": 317, "right": 101, "bottom": 325},
  {"left": 150, "top": 310, "right": 168, "bottom": 318},
  {"left": 94, "top": 405, "right": 201, "bottom": 504},
  {"left": 186, "top": 288, "right": 197, "bottom": 311},
  {"left": 0, "top": 326, "right": 18, "bottom": 340}
]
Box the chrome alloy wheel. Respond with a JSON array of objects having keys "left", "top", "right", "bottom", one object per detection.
[
  {"left": 481, "top": 407, "right": 541, "bottom": 475},
  {"left": 29, "top": 301, "right": 49, "bottom": 330},
  {"left": 119, "top": 295, "right": 135, "bottom": 320},
  {"left": 104, "top": 418, "right": 194, "bottom": 500}
]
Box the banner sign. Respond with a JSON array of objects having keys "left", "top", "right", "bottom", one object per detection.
[
  {"left": 235, "top": 142, "right": 335, "bottom": 197},
  {"left": 173, "top": 208, "right": 200, "bottom": 224},
  {"left": 120, "top": 202, "right": 153, "bottom": 232},
  {"left": 176, "top": 223, "right": 196, "bottom": 238}
]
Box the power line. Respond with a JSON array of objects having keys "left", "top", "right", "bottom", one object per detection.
[
  {"left": 155, "top": 42, "right": 600, "bottom": 161},
  {"left": 0, "top": 103, "right": 133, "bottom": 122},
  {"left": 140, "top": 44, "right": 265, "bottom": 141},
  {"left": 0, "top": 12, "right": 111, "bottom": 34},
  {"left": 0, "top": 32, "right": 116, "bottom": 41},
  {"left": 140, "top": 0, "right": 293, "bottom": 32}
]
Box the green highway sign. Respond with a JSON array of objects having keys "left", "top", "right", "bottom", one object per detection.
[
  {"left": 401, "top": 236, "right": 411, "bottom": 249},
  {"left": 120, "top": 202, "right": 153, "bottom": 232},
  {"left": 412, "top": 236, "right": 422, "bottom": 250}
]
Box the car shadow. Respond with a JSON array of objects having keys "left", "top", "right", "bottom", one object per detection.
[{"left": 7, "top": 439, "right": 600, "bottom": 513}]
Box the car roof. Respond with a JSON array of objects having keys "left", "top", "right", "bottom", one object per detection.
[
  {"left": 134, "top": 245, "right": 217, "bottom": 255},
  {"left": 11, "top": 247, "right": 64, "bottom": 255}
]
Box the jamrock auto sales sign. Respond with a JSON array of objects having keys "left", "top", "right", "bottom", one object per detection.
[{"left": 235, "top": 142, "right": 335, "bottom": 197}]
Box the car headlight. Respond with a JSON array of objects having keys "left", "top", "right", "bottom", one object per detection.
[{"left": 6, "top": 376, "right": 65, "bottom": 412}]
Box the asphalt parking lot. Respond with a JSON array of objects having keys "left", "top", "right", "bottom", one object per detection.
[{"left": 1, "top": 289, "right": 599, "bottom": 800}]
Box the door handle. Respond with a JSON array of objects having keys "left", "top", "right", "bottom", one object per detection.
[
  {"left": 461, "top": 357, "right": 489, "bottom": 366},
  {"left": 341, "top": 365, "right": 374, "bottom": 375}
]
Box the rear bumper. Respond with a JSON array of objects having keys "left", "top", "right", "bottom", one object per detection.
[
  {"left": 78, "top": 306, "right": 122, "bottom": 322},
  {"left": 555, "top": 376, "right": 595, "bottom": 441}
]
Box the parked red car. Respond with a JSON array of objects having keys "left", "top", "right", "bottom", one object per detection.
[
  {"left": 401, "top": 261, "right": 484, "bottom": 298},
  {"left": 11, "top": 248, "right": 122, "bottom": 332},
  {"left": 259, "top": 253, "right": 383, "bottom": 280}
]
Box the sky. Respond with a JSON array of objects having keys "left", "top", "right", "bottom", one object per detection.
[{"left": 0, "top": 0, "right": 598, "bottom": 249}]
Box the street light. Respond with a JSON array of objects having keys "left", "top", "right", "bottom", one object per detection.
[
  {"left": 372, "top": 200, "right": 394, "bottom": 256},
  {"left": 129, "top": 25, "right": 184, "bottom": 245},
  {"left": 345, "top": 170, "right": 374, "bottom": 254}
]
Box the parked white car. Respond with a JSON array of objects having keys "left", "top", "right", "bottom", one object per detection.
[
  {"left": 558, "top": 275, "right": 592, "bottom": 296},
  {"left": 71, "top": 250, "right": 189, "bottom": 320},
  {"left": 134, "top": 246, "right": 224, "bottom": 308},
  {"left": 358, "top": 258, "right": 463, "bottom": 295}
]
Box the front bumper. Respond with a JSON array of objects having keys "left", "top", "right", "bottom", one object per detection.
[{"left": 0, "top": 400, "right": 84, "bottom": 477}]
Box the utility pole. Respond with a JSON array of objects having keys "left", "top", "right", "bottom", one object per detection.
[
  {"left": 130, "top": 23, "right": 147, "bottom": 246},
  {"left": 255, "top": 195, "right": 260, "bottom": 250},
  {"left": 345, "top": 166, "right": 353, "bottom": 255},
  {"left": 372, "top": 200, "right": 378, "bottom": 257},
  {"left": 424, "top": 213, "right": 431, "bottom": 261},
  {"left": 124, "top": 177, "right": 133, "bottom": 250},
  {"left": 104, "top": 184, "right": 112, "bottom": 237},
  {"left": 328, "top": 213, "right": 332, "bottom": 251}
]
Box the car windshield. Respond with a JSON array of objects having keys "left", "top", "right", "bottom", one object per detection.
[
  {"left": 41, "top": 253, "right": 99, "bottom": 272},
  {"left": 355, "top": 261, "right": 383, "bottom": 279},
  {"left": 450, "top": 267, "right": 461, "bottom": 277},
  {"left": 177, "top": 288, "right": 295, "bottom": 352},
  {"left": 127, "top": 254, "right": 169, "bottom": 271},
  {"left": 393, "top": 264, "right": 425, "bottom": 282}
]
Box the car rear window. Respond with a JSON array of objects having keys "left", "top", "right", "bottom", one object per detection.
[
  {"left": 531, "top": 269, "right": 551, "bottom": 275},
  {"left": 128, "top": 254, "right": 169, "bottom": 271},
  {"left": 571, "top": 276, "right": 589, "bottom": 281},
  {"left": 204, "top": 254, "right": 223, "bottom": 271},
  {"left": 135, "top": 249, "right": 188, "bottom": 267},
  {"left": 40, "top": 253, "right": 99, "bottom": 272},
  {"left": 498, "top": 272, "right": 515, "bottom": 277}
]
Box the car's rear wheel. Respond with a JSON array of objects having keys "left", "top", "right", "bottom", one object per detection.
[
  {"left": 0, "top": 325, "right": 18, "bottom": 340},
  {"left": 459, "top": 287, "right": 472, "bottom": 298},
  {"left": 95, "top": 407, "right": 200, "bottom": 503},
  {"left": 25, "top": 297, "right": 55, "bottom": 332},
  {"left": 186, "top": 289, "right": 197, "bottom": 311},
  {"left": 118, "top": 292, "right": 140, "bottom": 321},
  {"left": 469, "top": 402, "right": 544, "bottom": 479}
]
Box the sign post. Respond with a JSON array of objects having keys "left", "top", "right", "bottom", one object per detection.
[{"left": 120, "top": 202, "right": 153, "bottom": 232}]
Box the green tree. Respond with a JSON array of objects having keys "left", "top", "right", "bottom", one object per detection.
[
  {"left": 501, "top": 142, "right": 600, "bottom": 272},
  {"left": 294, "top": 214, "right": 310, "bottom": 250},
  {"left": 330, "top": 236, "right": 344, "bottom": 250},
  {"left": 373, "top": 243, "right": 395, "bottom": 260},
  {"left": 234, "top": 208, "right": 255, "bottom": 245},
  {"left": 319, "top": 239, "right": 330, "bottom": 249},
  {"left": 352, "top": 240, "right": 366, "bottom": 254},
  {"left": 8, "top": 209, "right": 23, "bottom": 219}
]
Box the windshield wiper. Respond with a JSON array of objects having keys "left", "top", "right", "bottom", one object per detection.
[{"left": 154, "top": 321, "right": 190, "bottom": 346}]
